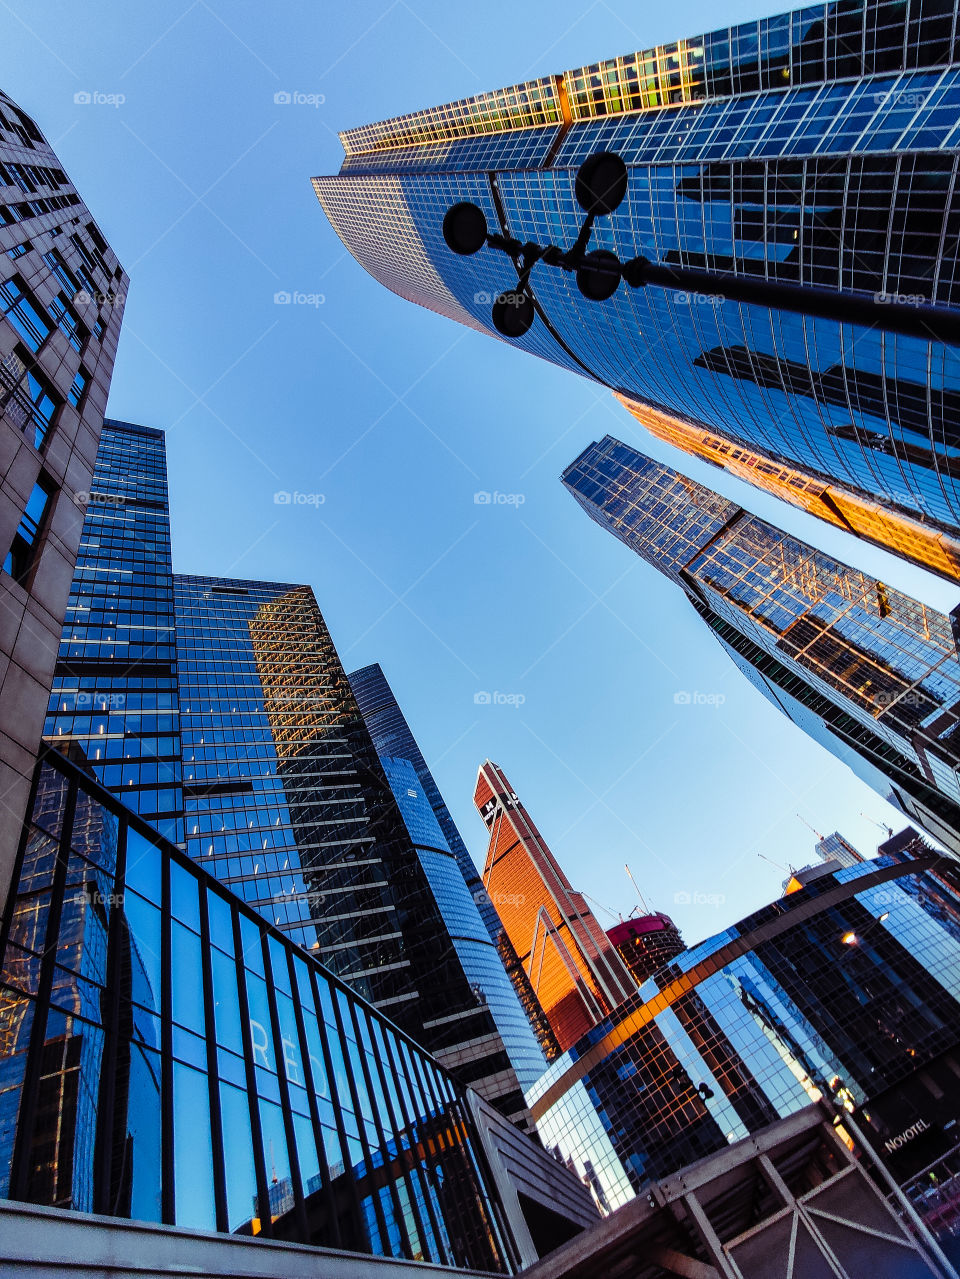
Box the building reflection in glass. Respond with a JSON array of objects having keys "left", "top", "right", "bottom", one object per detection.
[
  {"left": 616, "top": 395, "right": 960, "bottom": 587},
  {"left": 0, "top": 753, "right": 517, "bottom": 1271},
  {"left": 315, "top": 2, "right": 960, "bottom": 537},
  {"left": 527, "top": 836, "right": 960, "bottom": 1246},
  {"left": 563, "top": 436, "right": 960, "bottom": 859}
]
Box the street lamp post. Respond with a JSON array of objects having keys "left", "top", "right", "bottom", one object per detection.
[{"left": 442, "top": 152, "right": 960, "bottom": 347}]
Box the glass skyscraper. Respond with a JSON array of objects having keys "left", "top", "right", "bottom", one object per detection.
[
  {"left": 42, "top": 422, "right": 543, "bottom": 1131},
  {"left": 564, "top": 435, "right": 960, "bottom": 860},
  {"left": 314, "top": 2, "right": 960, "bottom": 571},
  {"left": 348, "top": 664, "right": 547, "bottom": 1106},
  {"left": 528, "top": 831, "right": 960, "bottom": 1239},
  {"left": 0, "top": 750, "right": 596, "bottom": 1266},
  {"left": 45, "top": 421, "right": 182, "bottom": 845},
  {"left": 175, "top": 582, "right": 536, "bottom": 1128}
]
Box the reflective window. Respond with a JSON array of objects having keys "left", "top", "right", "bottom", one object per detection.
[
  {"left": 0, "top": 754, "right": 513, "bottom": 1270},
  {"left": 173, "top": 1062, "right": 216, "bottom": 1229}
]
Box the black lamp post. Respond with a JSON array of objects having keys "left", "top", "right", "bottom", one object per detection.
[{"left": 442, "top": 152, "right": 960, "bottom": 346}]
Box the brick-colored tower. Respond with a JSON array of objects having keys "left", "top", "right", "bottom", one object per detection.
[{"left": 474, "top": 760, "right": 636, "bottom": 1053}]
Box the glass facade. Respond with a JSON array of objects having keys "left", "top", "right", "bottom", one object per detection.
[
  {"left": 315, "top": 1, "right": 960, "bottom": 561},
  {"left": 175, "top": 575, "right": 357, "bottom": 955},
  {"left": 44, "top": 421, "right": 183, "bottom": 845},
  {"left": 563, "top": 435, "right": 960, "bottom": 860},
  {"left": 617, "top": 394, "right": 960, "bottom": 586},
  {"left": 528, "top": 839, "right": 960, "bottom": 1240},
  {"left": 40, "top": 425, "right": 550, "bottom": 1130},
  {"left": 0, "top": 752, "right": 532, "bottom": 1268},
  {"left": 348, "top": 664, "right": 547, "bottom": 1109},
  {"left": 474, "top": 761, "right": 637, "bottom": 1056},
  {"left": 175, "top": 582, "right": 542, "bottom": 1124}
]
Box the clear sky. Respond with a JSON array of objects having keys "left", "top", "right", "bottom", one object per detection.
[{"left": 6, "top": 0, "right": 958, "bottom": 947}]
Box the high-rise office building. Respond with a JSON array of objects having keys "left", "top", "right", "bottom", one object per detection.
[
  {"left": 0, "top": 749, "right": 597, "bottom": 1266},
  {"left": 45, "top": 421, "right": 182, "bottom": 845},
  {"left": 314, "top": 3, "right": 960, "bottom": 562},
  {"left": 177, "top": 580, "right": 536, "bottom": 1126},
  {"left": 348, "top": 662, "right": 547, "bottom": 1104},
  {"left": 42, "top": 423, "right": 544, "bottom": 1129},
  {"left": 616, "top": 395, "right": 960, "bottom": 587},
  {"left": 563, "top": 435, "right": 960, "bottom": 860},
  {"left": 529, "top": 830, "right": 960, "bottom": 1239},
  {"left": 814, "top": 830, "right": 866, "bottom": 868},
  {"left": 474, "top": 761, "right": 636, "bottom": 1054},
  {"left": 0, "top": 91, "right": 127, "bottom": 895},
  {"left": 606, "top": 913, "right": 685, "bottom": 986}
]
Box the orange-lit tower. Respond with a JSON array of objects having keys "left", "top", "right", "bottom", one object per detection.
[{"left": 474, "top": 761, "right": 636, "bottom": 1053}]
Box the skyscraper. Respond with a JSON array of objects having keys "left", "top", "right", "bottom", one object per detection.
[
  {"left": 814, "top": 830, "right": 866, "bottom": 868},
  {"left": 616, "top": 395, "right": 960, "bottom": 587},
  {"left": 474, "top": 761, "right": 636, "bottom": 1053},
  {"left": 529, "top": 832, "right": 960, "bottom": 1227},
  {"left": 42, "top": 422, "right": 543, "bottom": 1129},
  {"left": 45, "top": 421, "right": 182, "bottom": 844},
  {"left": 348, "top": 662, "right": 547, "bottom": 1102},
  {"left": 177, "top": 579, "right": 537, "bottom": 1126},
  {"left": 314, "top": 3, "right": 960, "bottom": 562},
  {"left": 606, "top": 913, "right": 685, "bottom": 986},
  {"left": 0, "top": 91, "right": 127, "bottom": 894},
  {"left": 562, "top": 434, "right": 960, "bottom": 859}
]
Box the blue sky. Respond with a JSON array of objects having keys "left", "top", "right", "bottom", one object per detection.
[{"left": 6, "top": 0, "right": 957, "bottom": 945}]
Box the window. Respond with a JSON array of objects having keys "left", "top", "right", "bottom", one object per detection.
[
  {"left": 68, "top": 367, "right": 89, "bottom": 408},
  {"left": 0, "top": 356, "right": 62, "bottom": 449},
  {"left": 6, "top": 163, "right": 36, "bottom": 194},
  {"left": 6, "top": 241, "right": 29, "bottom": 260},
  {"left": 48, "top": 293, "right": 85, "bottom": 352},
  {"left": 4, "top": 474, "right": 54, "bottom": 583},
  {"left": 42, "top": 249, "right": 78, "bottom": 294},
  {"left": 0, "top": 275, "right": 51, "bottom": 351}
]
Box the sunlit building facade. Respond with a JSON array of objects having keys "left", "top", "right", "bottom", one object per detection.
[
  {"left": 0, "top": 91, "right": 127, "bottom": 897},
  {"left": 474, "top": 761, "right": 636, "bottom": 1054},
  {"left": 348, "top": 663, "right": 547, "bottom": 1111},
  {"left": 0, "top": 752, "right": 596, "bottom": 1267},
  {"left": 617, "top": 395, "right": 960, "bottom": 586},
  {"left": 563, "top": 435, "right": 960, "bottom": 859},
  {"left": 314, "top": 3, "right": 960, "bottom": 571},
  {"left": 528, "top": 835, "right": 960, "bottom": 1245},
  {"left": 176, "top": 584, "right": 542, "bottom": 1127}
]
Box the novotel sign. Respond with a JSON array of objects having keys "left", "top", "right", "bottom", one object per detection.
[{"left": 884, "top": 1118, "right": 931, "bottom": 1154}]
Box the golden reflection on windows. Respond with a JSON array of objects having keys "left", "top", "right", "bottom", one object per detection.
[{"left": 617, "top": 394, "right": 960, "bottom": 587}]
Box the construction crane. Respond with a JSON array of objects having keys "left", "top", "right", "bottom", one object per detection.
[
  {"left": 624, "top": 863, "right": 651, "bottom": 915},
  {"left": 758, "top": 852, "right": 794, "bottom": 874},
  {"left": 580, "top": 891, "right": 622, "bottom": 925},
  {"left": 796, "top": 814, "right": 824, "bottom": 841},
  {"left": 860, "top": 812, "right": 894, "bottom": 839}
]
